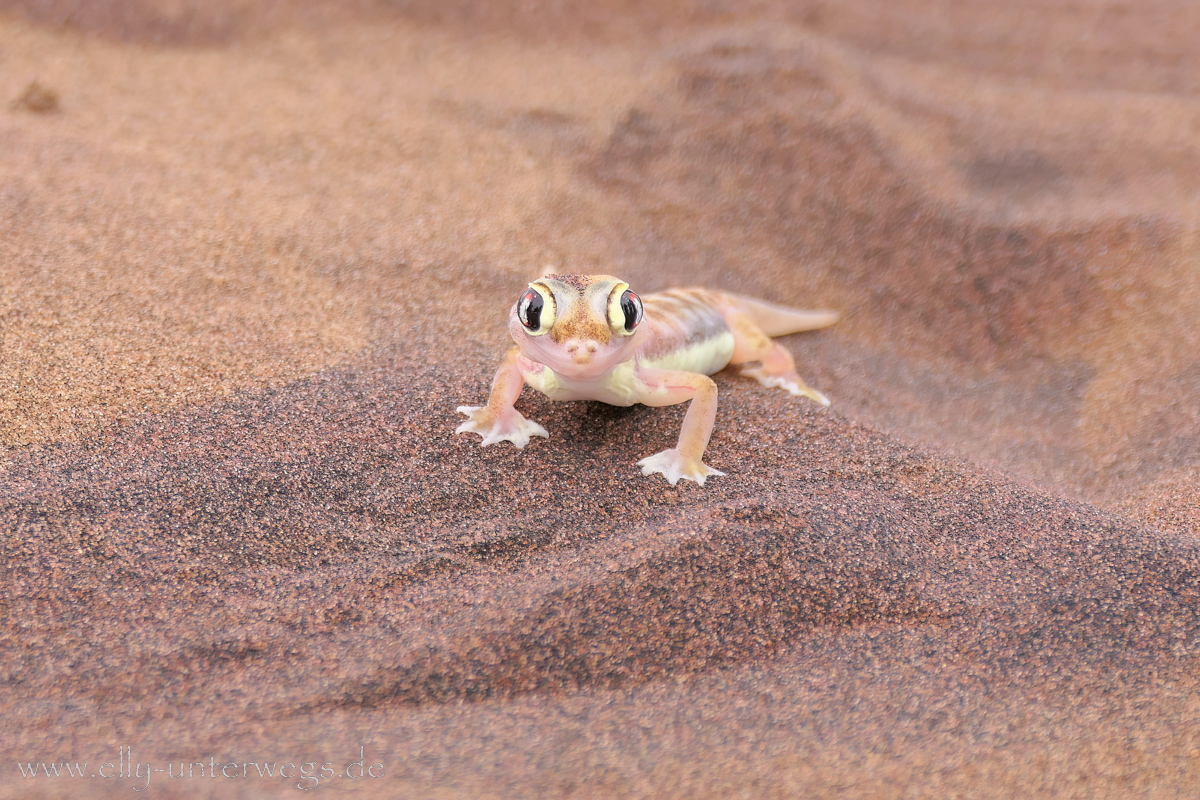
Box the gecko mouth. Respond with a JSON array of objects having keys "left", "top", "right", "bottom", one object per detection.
[{"left": 553, "top": 356, "right": 608, "bottom": 380}]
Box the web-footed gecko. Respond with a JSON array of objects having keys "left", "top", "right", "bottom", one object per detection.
[{"left": 456, "top": 274, "right": 837, "bottom": 486}]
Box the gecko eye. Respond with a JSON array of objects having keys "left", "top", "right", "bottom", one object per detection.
[
  {"left": 619, "top": 290, "right": 643, "bottom": 332},
  {"left": 517, "top": 284, "right": 555, "bottom": 335},
  {"left": 607, "top": 283, "right": 643, "bottom": 336}
]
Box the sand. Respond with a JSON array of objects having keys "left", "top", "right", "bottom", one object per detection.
[{"left": 2, "top": 1, "right": 1200, "bottom": 797}]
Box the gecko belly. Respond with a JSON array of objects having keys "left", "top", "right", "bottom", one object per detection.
[{"left": 640, "top": 330, "right": 735, "bottom": 377}]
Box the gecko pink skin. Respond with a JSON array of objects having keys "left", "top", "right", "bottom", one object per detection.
[{"left": 456, "top": 274, "right": 837, "bottom": 486}]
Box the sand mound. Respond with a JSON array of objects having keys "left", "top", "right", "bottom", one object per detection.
[{"left": 3, "top": 1, "right": 1200, "bottom": 797}]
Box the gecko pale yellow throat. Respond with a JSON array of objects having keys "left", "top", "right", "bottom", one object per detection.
[{"left": 456, "top": 274, "right": 838, "bottom": 486}]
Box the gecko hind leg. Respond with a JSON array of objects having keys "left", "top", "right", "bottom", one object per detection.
[{"left": 722, "top": 309, "right": 831, "bottom": 406}]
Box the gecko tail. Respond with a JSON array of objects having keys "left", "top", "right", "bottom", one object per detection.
[{"left": 724, "top": 294, "right": 840, "bottom": 337}]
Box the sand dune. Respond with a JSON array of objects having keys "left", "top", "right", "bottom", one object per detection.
[{"left": 2, "top": 1, "right": 1200, "bottom": 796}]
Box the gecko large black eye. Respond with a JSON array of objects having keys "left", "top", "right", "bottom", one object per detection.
[
  {"left": 518, "top": 289, "right": 543, "bottom": 329},
  {"left": 606, "top": 283, "right": 643, "bottom": 336},
  {"left": 620, "top": 289, "right": 643, "bottom": 332},
  {"left": 517, "top": 285, "right": 555, "bottom": 335}
]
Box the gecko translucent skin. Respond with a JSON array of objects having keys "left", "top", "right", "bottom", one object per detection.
[{"left": 456, "top": 274, "right": 838, "bottom": 486}]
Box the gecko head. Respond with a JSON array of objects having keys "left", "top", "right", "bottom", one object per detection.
[{"left": 508, "top": 274, "right": 644, "bottom": 380}]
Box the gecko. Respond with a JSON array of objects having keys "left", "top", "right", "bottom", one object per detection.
[{"left": 456, "top": 274, "right": 837, "bottom": 486}]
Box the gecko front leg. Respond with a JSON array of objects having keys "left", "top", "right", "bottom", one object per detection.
[
  {"left": 456, "top": 347, "right": 549, "bottom": 447},
  {"left": 634, "top": 366, "right": 725, "bottom": 486}
]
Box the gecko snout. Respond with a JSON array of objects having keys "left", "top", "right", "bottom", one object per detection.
[{"left": 564, "top": 338, "right": 600, "bottom": 363}]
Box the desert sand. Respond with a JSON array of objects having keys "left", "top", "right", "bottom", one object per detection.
[{"left": 2, "top": 1, "right": 1200, "bottom": 797}]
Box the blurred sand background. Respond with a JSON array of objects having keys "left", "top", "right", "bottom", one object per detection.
[{"left": 2, "top": 0, "right": 1200, "bottom": 797}]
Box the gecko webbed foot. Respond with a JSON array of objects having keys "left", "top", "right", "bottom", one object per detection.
[
  {"left": 456, "top": 406, "right": 549, "bottom": 448},
  {"left": 739, "top": 366, "right": 830, "bottom": 406},
  {"left": 637, "top": 448, "right": 725, "bottom": 486}
]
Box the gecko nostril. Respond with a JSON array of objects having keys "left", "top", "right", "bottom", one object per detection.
[{"left": 565, "top": 338, "right": 600, "bottom": 354}]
